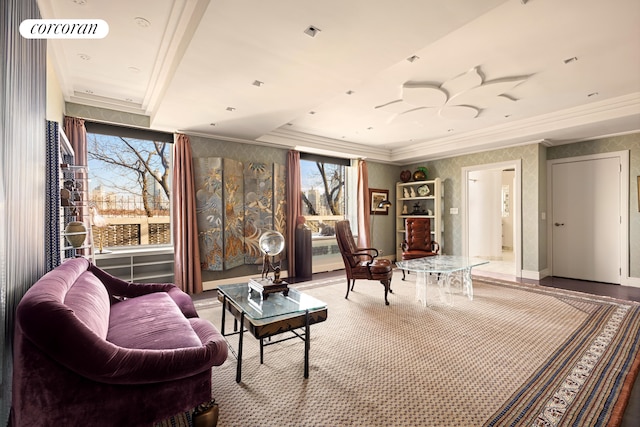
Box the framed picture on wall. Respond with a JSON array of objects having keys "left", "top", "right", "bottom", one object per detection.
[{"left": 369, "top": 188, "right": 390, "bottom": 215}]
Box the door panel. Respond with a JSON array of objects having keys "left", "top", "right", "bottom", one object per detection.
[{"left": 552, "top": 157, "right": 620, "bottom": 283}]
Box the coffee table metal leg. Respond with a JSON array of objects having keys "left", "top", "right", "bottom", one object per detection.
[
  {"left": 260, "top": 338, "right": 264, "bottom": 364},
  {"left": 304, "top": 309, "right": 310, "bottom": 379},
  {"left": 236, "top": 311, "right": 244, "bottom": 383}
]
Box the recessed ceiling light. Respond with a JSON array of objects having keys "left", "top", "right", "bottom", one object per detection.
[
  {"left": 78, "top": 53, "right": 90, "bottom": 60},
  {"left": 447, "top": 128, "right": 454, "bottom": 132},
  {"left": 226, "top": 107, "right": 236, "bottom": 112},
  {"left": 563, "top": 56, "right": 578, "bottom": 64},
  {"left": 252, "top": 80, "right": 264, "bottom": 87},
  {"left": 407, "top": 55, "right": 420, "bottom": 63},
  {"left": 209, "top": 123, "right": 216, "bottom": 126},
  {"left": 504, "top": 114, "right": 511, "bottom": 118},
  {"left": 346, "top": 90, "right": 355, "bottom": 95},
  {"left": 134, "top": 17, "right": 151, "bottom": 28},
  {"left": 72, "top": 0, "right": 88, "bottom": 5},
  {"left": 309, "top": 111, "right": 316, "bottom": 115},
  {"left": 303, "top": 26, "right": 321, "bottom": 37},
  {"left": 367, "top": 127, "right": 373, "bottom": 130},
  {"left": 587, "top": 92, "right": 599, "bottom": 97}
]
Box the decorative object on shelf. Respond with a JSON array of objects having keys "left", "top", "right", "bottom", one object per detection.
[
  {"left": 369, "top": 188, "right": 390, "bottom": 215},
  {"left": 64, "top": 221, "right": 87, "bottom": 248},
  {"left": 413, "top": 166, "right": 428, "bottom": 181},
  {"left": 417, "top": 184, "right": 431, "bottom": 196},
  {"left": 400, "top": 170, "right": 412, "bottom": 183},
  {"left": 402, "top": 205, "right": 408, "bottom": 214},
  {"left": 90, "top": 206, "right": 110, "bottom": 253},
  {"left": 413, "top": 202, "right": 421, "bottom": 214},
  {"left": 427, "top": 208, "right": 433, "bottom": 215},
  {"left": 403, "top": 188, "right": 409, "bottom": 198},
  {"left": 410, "top": 187, "right": 416, "bottom": 197},
  {"left": 251, "top": 230, "right": 289, "bottom": 298}
]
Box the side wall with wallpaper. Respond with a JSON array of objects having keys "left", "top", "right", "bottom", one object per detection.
[
  {"left": 404, "top": 133, "right": 639, "bottom": 281},
  {"left": 547, "top": 133, "right": 640, "bottom": 279}
]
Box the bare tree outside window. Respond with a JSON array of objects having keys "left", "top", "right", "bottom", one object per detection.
[
  {"left": 87, "top": 132, "right": 172, "bottom": 248},
  {"left": 301, "top": 160, "right": 345, "bottom": 235}
]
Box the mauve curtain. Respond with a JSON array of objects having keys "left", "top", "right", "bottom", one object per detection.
[
  {"left": 63, "top": 116, "right": 88, "bottom": 166},
  {"left": 172, "top": 134, "right": 202, "bottom": 294},
  {"left": 286, "top": 150, "right": 301, "bottom": 278},
  {"left": 357, "top": 159, "right": 371, "bottom": 248}
]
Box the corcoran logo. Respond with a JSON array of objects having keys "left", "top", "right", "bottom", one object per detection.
[{"left": 19, "top": 19, "right": 109, "bottom": 39}]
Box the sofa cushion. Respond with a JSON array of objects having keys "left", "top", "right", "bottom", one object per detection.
[
  {"left": 107, "top": 292, "right": 202, "bottom": 350},
  {"left": 64, "top": 271, "right": 111, "bottom": 339}
]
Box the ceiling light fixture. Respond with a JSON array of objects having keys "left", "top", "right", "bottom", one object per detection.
[
  {"left": 587, "top": 92, "right": 599, "bottom": 97},
  {"left": 303, "top": 26, "right": 321, "bottom": 37},
  {"left": 134, "top": 17, "right": 151, "bottom": 28},
  {"left": 72, "top": 0, "right": 88, "bottom": 5},
  {"left": 407, "top": 55, "right": 420, "bottom": 63},
  {"left": 252, "top": 80, "right": 264, "bottom": 87},
  {"left": 78, "top": 53, "right": 91, "bottom": 60},
  {"left": 309, "top": 111, "right": 316, "bottom": 115},
  {"left": 346, "top": 90, "right": 355, "bottom": 95},
  {"left": 226, "top": 107, "right": 236, "bottom": 112},
  {"left": 563, "top": 56, "right": 578, "bottom": 64},
  {"left": 209, "top": 123, "right": 216, "bottom": 126}
]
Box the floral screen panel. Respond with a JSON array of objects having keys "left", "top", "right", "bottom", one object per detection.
[
  {"left": 194, "top": 157, "right": 223, "bottom": 271},
  {"left": 243, "top": 162, "right": 287, "bottom": 265},
  {"left": 194, "top": 157, "right": 286, "bottom": 272},
  {"left": 223, "top": 158, "right": 245, "bottom": 270}
]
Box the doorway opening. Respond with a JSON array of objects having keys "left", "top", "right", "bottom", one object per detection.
[{"left": 462, "top": 160, "right": 522, "bottom": 278}]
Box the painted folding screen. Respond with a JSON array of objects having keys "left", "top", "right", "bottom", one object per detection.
[{"left": 193, "top": 158, "right": 286, "bottom": 271}]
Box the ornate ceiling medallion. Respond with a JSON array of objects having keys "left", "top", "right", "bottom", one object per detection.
[{"left": 375, "top": 66, "right": 528, "bottom": 123}]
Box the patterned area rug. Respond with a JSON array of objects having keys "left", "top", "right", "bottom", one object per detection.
[{"left": 164, "top": 274, "right": 640, "bottom": 427}]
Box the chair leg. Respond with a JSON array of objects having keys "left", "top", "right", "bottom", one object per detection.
[
  {"left": 350, "top": 279, "right": 356, "bottom": 291},
  {"left": 402, "top": 269, "right": 405, "bottom": 280},
  {"left": 382, "top": 280, "right": 390, "bottom": 305},
  {"left": 345, "top": 279, "right": 351, "bottom": 299}
]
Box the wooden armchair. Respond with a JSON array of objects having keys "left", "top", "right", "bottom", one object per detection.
[
  {"left": 335, "top": 220, "right": 393, "bottom": 305},
  {"left": 401, "top": 217, "right": 440, "bottom": 280}
]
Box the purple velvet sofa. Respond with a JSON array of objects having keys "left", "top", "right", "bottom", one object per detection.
[{"left": 10, "top": 257, "right": 228, "bottom": 427}]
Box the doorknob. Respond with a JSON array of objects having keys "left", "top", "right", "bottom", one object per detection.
[{"left": 554, "top": 222, "right": 565, "bottom": 226}]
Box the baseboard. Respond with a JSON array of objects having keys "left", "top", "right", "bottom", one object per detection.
[
  {"left": 521, "top": 268, "right": 549, "bottom": 281},
  {"left": 622, "top": 276, "right": 640, "bottom": 288}
]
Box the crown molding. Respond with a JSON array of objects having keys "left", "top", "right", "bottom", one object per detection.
[
  {"left": 390, "top": 92, "right": 640, "bottom": 163},
  {"left": 257, "top": 129, "right": 396, "bottom": 163}
]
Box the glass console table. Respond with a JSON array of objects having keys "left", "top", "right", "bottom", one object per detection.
[
  {"left": 396, "top": 255, "right": 489, "bottom": 307},
  {"left": 217, "top": 283, "right": 327, "bottom": 382}
]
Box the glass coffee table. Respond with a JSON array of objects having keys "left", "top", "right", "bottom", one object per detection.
[
  {"left": 396, "top": 255, "right": 489, "bottom": 307},
  {"left": 217, "top": 283, "right": 327, "bottom": 382}
]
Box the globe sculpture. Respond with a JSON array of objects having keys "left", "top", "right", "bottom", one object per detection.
[{"left": 259, "top": 231, "right": 285, "bottom": 283}]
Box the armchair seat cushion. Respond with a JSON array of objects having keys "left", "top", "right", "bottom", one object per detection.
[
  {"left": 108, "top": 292, "right": 202, "bottom": 350},
  {"left": 360, "top": 259, "right": 393, "bottom": 274}
]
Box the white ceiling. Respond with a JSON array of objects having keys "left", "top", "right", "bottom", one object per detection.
[{"left": 39, "top": 0, "right": 640, "bottom": 164}]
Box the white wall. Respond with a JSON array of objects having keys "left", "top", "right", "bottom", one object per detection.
[{"left": 468, "top": 169, "right": 502, "bottom": 259}]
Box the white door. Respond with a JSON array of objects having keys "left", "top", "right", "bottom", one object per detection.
[{"left": 551, "top": 157, "right": 620, "bottom": 283}]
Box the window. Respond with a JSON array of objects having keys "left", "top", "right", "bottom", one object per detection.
[
  {"left": 86, "top": 122, "right": 173, "bottom": 249},
  {"left": 300, "top": 154, "right": 354, "bottom": 265}
]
